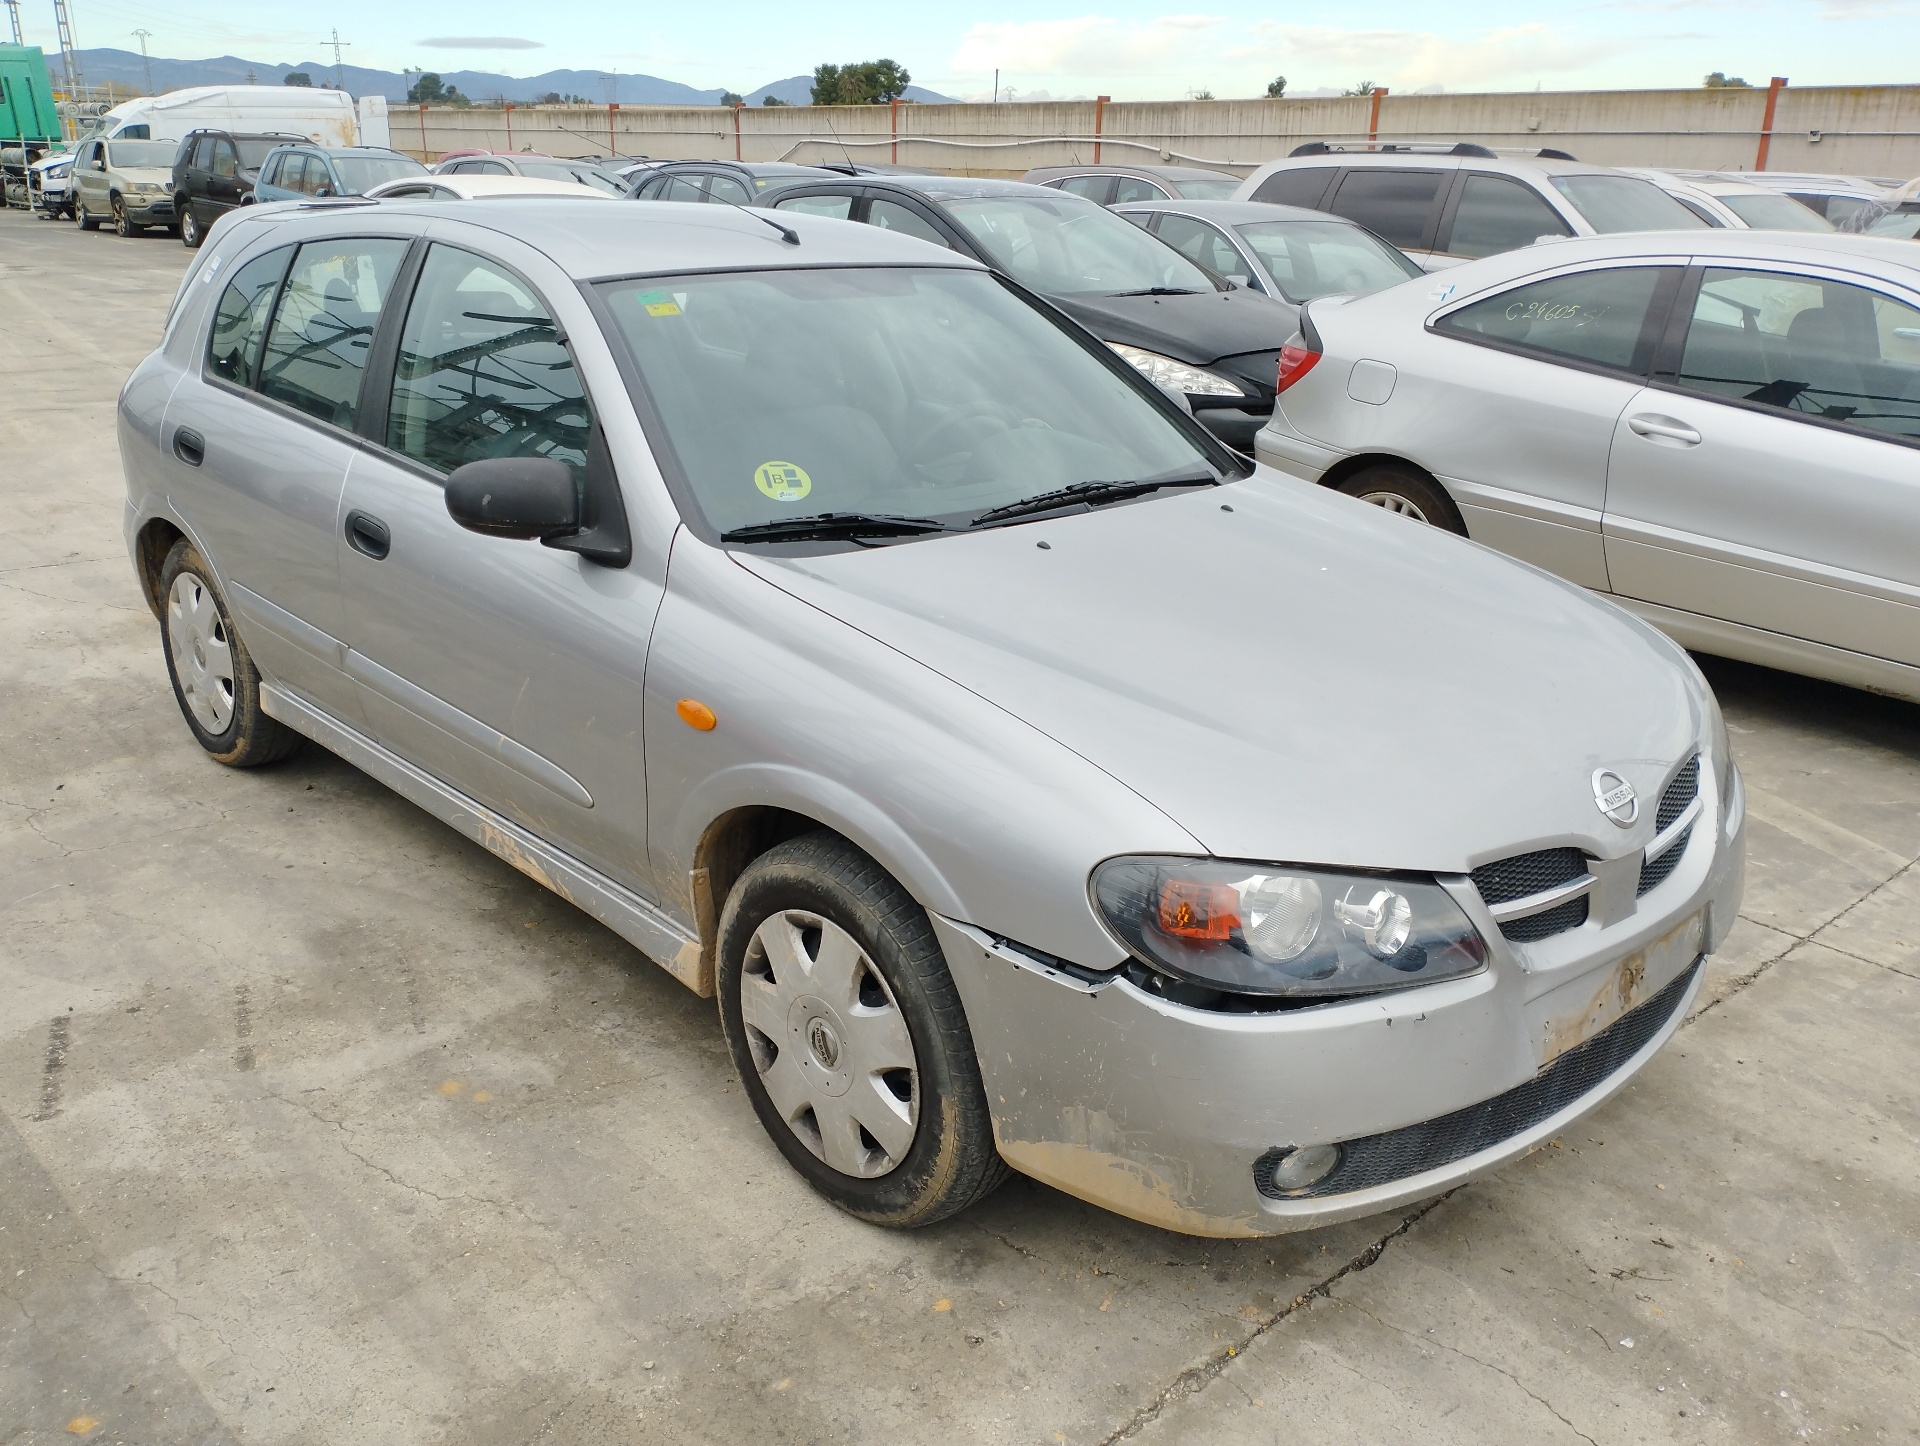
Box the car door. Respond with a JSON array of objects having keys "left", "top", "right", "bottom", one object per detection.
[
  {"left": 177, "top": 136, "right": 211, "bottom": 221},
  {"left": 334, "top": 237, "right": 662, "bottom": 890},
  {"left": 74, "top": 139, "right": 105, "bottom": 213},
  {"left": 1603, "top": 262, "right": 1920, "bottom": 666},
  {"left": 156, "top": 233, "right": 414, "bottom": 723},
  {"left": 1322, "top": 166, "right": 1454, "bottom": 264},
  {"left": 1433, "top": 172, "right": 1573, "bottom": 263},
  {"left": 206, "top": 137, "right": 246, "bottom": 216},
  {"left": 1415, "top": 261, "right": 1685, "bottom": 589}
]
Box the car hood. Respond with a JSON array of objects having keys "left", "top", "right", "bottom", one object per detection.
[
  {"left": 109, "top": 166, "right": 174, "bottom": 185},
  {"left": 732, "top": 473, "right": 1704, "bottom": 872},
  {"left": 1050, "top": 286, "right": 1295, "bottom": 368}
]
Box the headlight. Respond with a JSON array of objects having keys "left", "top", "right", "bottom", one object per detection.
[
  {"left": 1107, "top": 344, "right": 1246, "bottom": 398},
  {"left": 131, "top": 181, "right": 161, "bottom": 194},
  {"left": 1092, "top": 856, "right": 1488, "bottom": 1000}
]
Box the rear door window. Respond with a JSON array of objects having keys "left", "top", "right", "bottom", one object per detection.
[
  {"left": 1111, "top": 176, "right": 1168, "bottom": 203},
  {"left": 386, "top": 246, "right": 592, "bottom": 479},
  {"left": 257, "top": 238, "right": 412, "bottom": 428},
  {"left": 1676, "top": 267, "right": 1920, "bottom": 441},
  {"left": 281, "top": 154, "right": 311, "bottom": 193},
  {"left": 1249, "top": 165, "right": 1336, "bottom": 209},
  {"left": 775, "top": 193, "right": 855, "bottom": 219},
  {"left": 1326, "top": 169, "right": 1447, "bottom": 250},
  {"left": 868, "top": 198, "right": 954, "bottom": 248},
  {"left": 1443, "top": 174, "right": 1572, "bottom": 258},
  {"left": 211, "top": 140, "right": 239, "bottom": 179},
  {"left": 207, "top": 246, "right": 294, "bottom": 388},
  {"left": 1436, "top": 265, "right": 1673, "bottom": 373},
  {"left": 663, "top": 175, "right": 706, "bottom": 202},
  {"left": 706, "top": 174, "right": 752, "bottom": 205},
  {"left": 1154, "top": 215, "right": 1249, "bottom": 281},
  {"left": 1058, "top": 175, "right": 1114, "bottom": 203}
]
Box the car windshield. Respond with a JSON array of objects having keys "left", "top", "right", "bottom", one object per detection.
[
  {"left": 1175, "top": 178, "right": 1239, "bottom": 199},
  {"left": 517, "top": 160, "right": 625, "bottom": 194},
  {"left": 107, "top": 140, "right": 176, "bottom": 168},
  {"left": 602, "top": 267, "right": 1214, "bottom": 538},
  {"left": 1719, "top": 191, "right": 1832, "bottom": 231},
  {"left": 235, "top": 139, "right": 281, "bottom": 170},
  {"left": 939, "top": 193, "right": 1218, "bottom": 296},
  {"left": 1232, "top": 220, "right": 1423, "bottom": 302},
  {"left": 1550, "top": 174, "right": 1707, "bottom": 233},
  {"left": 1866, "top": 211, "right": 1920, "bottom": 239},
  {"left": 333, "top": 155, "right": 427, "bottom": 192}
]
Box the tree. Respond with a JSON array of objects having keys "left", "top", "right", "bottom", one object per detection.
[
  {"left": 1266, "top": 75, "right": 1287, "bottom": 98},
  {"left": 408, "top": 72, "right": 447, "bottom": 103},
  {"left": 1703, "top": 71, "right": 1752, "bottom": 88},
  {"left": 1344, "top": 79, "right": 1377, "bottom": 96},
  {"left": 810, "top": 59, "right": 911, "bottom": 105},
  {"left": 1189, "top": 87, "right": 1216, "bottom": 101},
  {"left": 720, "top": 90, "right": 745, "bottom": 107},
  {"left": 762, "top": 95, "right": 790, "bottom": 106},
  {"left": 535, "top": 90, "right": 563, "bottom": 105},
  {"left": 283, "top": 71, "right": 313, "bottom": 88}
]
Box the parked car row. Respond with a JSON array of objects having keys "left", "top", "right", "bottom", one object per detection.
[{"left": 122, "top": 193, "right": 1747, "bottom": 1239}]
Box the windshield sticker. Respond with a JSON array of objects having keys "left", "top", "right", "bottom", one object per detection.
[
  {"left": 635, "top": 288, "right": 682, "bottom": 317},
  {"left": 755, "top": 461, "right": 812, "bottom": 502}
]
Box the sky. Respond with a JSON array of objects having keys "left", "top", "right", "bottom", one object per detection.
[{"left": 16, "top": 0, "right": 1920, "bottom": 101}]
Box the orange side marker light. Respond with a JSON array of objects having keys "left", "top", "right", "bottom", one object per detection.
[{"left": 677, "top": 698, "right": 718, "bottom": 731}]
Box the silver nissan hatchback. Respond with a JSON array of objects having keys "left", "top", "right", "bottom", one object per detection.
[{"left": 120, "top": 199, "right": 1745, "bottom": 1237}]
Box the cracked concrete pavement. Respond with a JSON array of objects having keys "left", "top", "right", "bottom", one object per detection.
[{"left": 2, "top": 208, "right": 1915, "bottom": 1444}]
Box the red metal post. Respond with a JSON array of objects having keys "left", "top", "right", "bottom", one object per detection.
[
  {"left": 734, "top": 101, "right": 743, "bottom": 160},
  {"left": 609, "top": 102, "right": 619, "bottom": 155},
  {"left": 1755, "top": 76, "right": 1787, "bottom": 171},
  {"left": 1367, "top": 85, "right": 1387, "bottom": 145},
  {"left": 418, "top": 102, "right": 427, "bottom": 161},
  {"left": 504, "top": 102, "right": 513, "bottom": 151},
  {"left": 1094, "top": 95, "right": 1109, "bottom": 162},
  {"left": 891, "top": 96, "right": 901, "bottom": 163}
]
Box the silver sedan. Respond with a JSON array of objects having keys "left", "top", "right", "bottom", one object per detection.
[
  {"left": 1257, "top": 230, "right": 1920, "bottom": 705},
  {"left": 120, "top": 200, "right": 1744, "bottom": 1236}
]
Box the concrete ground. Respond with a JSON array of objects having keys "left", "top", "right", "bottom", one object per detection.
[{"left": 0, "top": 205, "right": 1914, "bottom": 1445}]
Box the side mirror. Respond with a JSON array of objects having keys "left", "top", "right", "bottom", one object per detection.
[
  {"left": 445, "top": 457, "right": 579, "bottom": 540},
  {"left": 314, "top": 185, "right": 335, "bottom": 197}
]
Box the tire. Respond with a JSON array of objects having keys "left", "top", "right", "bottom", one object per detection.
[
  {"left": 1334, "top": 463, "right": 1467, "bottom": 535},
  {"left": 158, "top": 540, "right": 303, "bottom": 768},
  {"left": 76, "top": 197, "right": 99, "bottom": 231},
  {"left": 718, "top": 832, "right": 1009, "bottom": 1227},
  {"left": 179, "top": 203, "right": 202, "bottom": 248},
  {"left": 112, "top": 198, "right": 142, "bottom": 237}
]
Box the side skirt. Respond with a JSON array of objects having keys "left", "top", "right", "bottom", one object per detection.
[{"left": 261, "top": 683, "right": 710, "bottom": 996}]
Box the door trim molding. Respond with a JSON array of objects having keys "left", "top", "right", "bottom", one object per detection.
[{"left": 260, "top": 683, "right": 709, "bottom": 994}]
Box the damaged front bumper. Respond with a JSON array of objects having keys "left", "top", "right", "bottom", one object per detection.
[{"left": 936, "top": 764, "right": 1745, "bottom": 1238}]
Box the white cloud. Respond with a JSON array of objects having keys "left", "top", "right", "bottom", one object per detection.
[
  {"left": 418, "top": 36, "right": 546, "bottom": 51},
  {"left": 1239, "top": 21, "right": 1640, "bottom": 91},
  {"left": 951, "top": 15, "right": 1226, "bottom": 79}
]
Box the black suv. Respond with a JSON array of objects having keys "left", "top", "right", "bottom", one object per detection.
[{"left": 172, "top": 130, "right": 302, "bottom": 248}]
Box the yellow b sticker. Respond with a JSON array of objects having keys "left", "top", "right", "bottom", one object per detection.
[
  {"left": 755, "top": 461, "right": 812, "bottom": 501},
  {"left": 635, "top": 288, "right": 681, "bottom": 317}
]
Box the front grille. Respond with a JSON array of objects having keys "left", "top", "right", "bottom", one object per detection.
[
  {"left": 1254, "top": 958, "right": 1699, "bottom": 1200},
  {"left": 1471, "top": 847, "right": 1586, "bottom": 906},
  {"left": 1471, "top": 846, "right": 1590, "bottom": 942},
  {"left": 1637, "top": 826, "right": 1692, "bottom": 896},
  {"left": 1656, "top": 757, "right": 1700, "bottom": 832}
]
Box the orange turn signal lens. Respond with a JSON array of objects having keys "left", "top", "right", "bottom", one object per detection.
[
  {"left": 1156, "top": 878, "right": 1240, "bottom": 941},
  {"left": 676, "top": 698, "right": 717, "bottom": 731}
]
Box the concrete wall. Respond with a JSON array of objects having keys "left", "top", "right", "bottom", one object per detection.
[{"left": 393, "top": 83, "right": 1920, "bottom": 182}]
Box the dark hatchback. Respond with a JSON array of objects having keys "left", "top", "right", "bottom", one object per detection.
[{"left": 640, "top": 173, "right": 1296, "bottom": 449}]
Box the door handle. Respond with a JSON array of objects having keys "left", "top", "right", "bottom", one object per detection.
[
  {"left": 1627, "top": 414, "right": 1702, "bottom": 446},
  {"left": 172, "top": 427, "right": 205, "bottom": 467},
  {"left": 345, "top": 510, "right": 391, "bottom": 560}
]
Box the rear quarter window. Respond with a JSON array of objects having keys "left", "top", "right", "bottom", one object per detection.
[{"left": 1435, "top": 266, "right": 1674, "bottom": 373}]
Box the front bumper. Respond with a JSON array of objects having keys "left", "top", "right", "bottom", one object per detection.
[
  {"left": 122, "top": 195, "right": 176, "bottom": 223},
  {"left": 937, "top": 762, "right": 1745, "bottom": 1237}
]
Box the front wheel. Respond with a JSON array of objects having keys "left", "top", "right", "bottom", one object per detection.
[
  {"left": 1334, "top": 463, "right": 1467, "bottom": 535},
  {"left": 158, "top": 541, "right": 304, "bottom": 768},
  {"left": 179, "top": 203, "right": 202, "bottom": 248},
  {"left": 76, "top": 197, "right": 99, "bottom": 231},
  {"left": 718, "top": 833, "right": 1008, "bottom": 1227},
  {"left": 112, "top": 198, "right": 142, "bottom": 237}
]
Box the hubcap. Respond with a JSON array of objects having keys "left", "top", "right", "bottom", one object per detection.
[
  {"left": 1357, "top": 490, "right": 1430, "bottom": 524},
  {"left": 740, "top": 910, "right": 918, "bottom": 1178},
  {"left": 166, "top": 572, "right": 236, "bottom": 733}
]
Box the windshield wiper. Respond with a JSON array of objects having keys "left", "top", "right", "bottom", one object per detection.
[
  {"left": 720, "top": 512, "right": 954, "bottom": 544},
  {"left": 1111, "top": 286, "right": 1205, "bottom": 297},
  {"left": 970, "top": 468, "right": 1219, "bottom": 526}
]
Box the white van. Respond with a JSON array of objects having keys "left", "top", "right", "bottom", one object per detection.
[{"left": 74, "top": 86, "right": 387, "bottom": 150}]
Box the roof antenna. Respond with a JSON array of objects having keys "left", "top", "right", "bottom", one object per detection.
[
  {"left": 709, "top": 189, "right": 802, "bottom": 245},
  {"left": 820, "top": 108, "right": 857, "bottom": 169}
]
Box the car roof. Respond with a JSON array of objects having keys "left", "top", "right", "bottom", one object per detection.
[
  {"left": 657, "top": 160, "right": 841, "bottom": 176},
  {"left": 369, "top": 174, "right": 615, "bottom": 200},
  {"left": 1254, "top": 151, "right": 1613, "bottom": 179},
  {"left": 855, "top": 175, "right": 1072, "bottom": 201},
  {"left": 1025, "top": 163, "right": 1236, "bottom": 181},
  {"left": 1411, "top": 229, "right": 1920, "bottom": 295},
  {"left": 329, "top": 197, "right": 988, "bottom": 280},
  {"left": 1108, "top": 198, "right": 1353, "bottom": 225},
  {"left": 271, "top": 144, "right": 416, "bottom": 159}
]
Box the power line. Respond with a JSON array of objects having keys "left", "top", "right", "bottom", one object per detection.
[{"left": 132, "top": 27, "right": 153, "bottom": 95}]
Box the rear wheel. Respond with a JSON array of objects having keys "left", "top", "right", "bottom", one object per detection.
[
  {"left": 158, "top": 541, "right": 303, "bottom": 768},
  {"left": 1334, "top": 463, "right": 1466, "bottom": 535},
  {"left": 718, "top": 833, "right": 1008, "bottom": 1227},
  {"left": 179, "top": 203, "right": 202, "bottom": 248}
]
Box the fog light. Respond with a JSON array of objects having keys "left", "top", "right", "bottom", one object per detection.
[{"left": 1254, "top": 1143, "right": 1343, "bottom": 1197}]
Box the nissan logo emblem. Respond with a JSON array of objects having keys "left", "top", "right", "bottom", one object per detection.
[{"left": 1592, "top": 768, "right": 1639, "bottom": 827}]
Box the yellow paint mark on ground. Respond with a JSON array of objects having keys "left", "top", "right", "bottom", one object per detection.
[
  {"left": 471, "top": 1090, "right": 493, "bottom": 1103},
  {"left": 1100, "top": 1296, "right": 1113, "bottom": 1312},
  {"left": 439, "top": 1079, "right": 464, "bottom": 1097},
  {"left": 773, "top": 1378, "right": 792, "bottom": 1391},
  {"left": 933, "top": 1298, "right": 952, "bottom": 1312},
  {"left": 65, "top": 1419, "right": 99, "bottom": 1436}
]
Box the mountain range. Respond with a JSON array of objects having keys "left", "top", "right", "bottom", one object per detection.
[{"left": 50, "top": 48, "right": 955, "bottom": 107}]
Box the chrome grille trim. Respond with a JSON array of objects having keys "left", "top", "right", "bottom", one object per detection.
[
  {"left": 1644, "top": 794, "right": 1703, "bottom": 864},
  {"left": 1486, "top": 872, "right": 1596, "bottom": 923}
]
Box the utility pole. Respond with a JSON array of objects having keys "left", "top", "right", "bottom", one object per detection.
[
  {"left": 132, "top": 28, "right": 153, "bottom": 95},
  {"left": 51, "top": 0, "right": 84, "bottom": 101},
  {"left": 328, "top": 28, "right": 350, "bottom": 90},
  {"left": 4, "top": 0, "right": 23, "bottom": 48}
]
